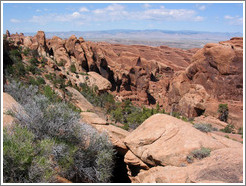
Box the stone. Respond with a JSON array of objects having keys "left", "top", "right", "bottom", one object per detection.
[
  {"left": 80, "top": 112, "right": 107, "bottom": 125},
  {"left": 65, "top": 87, "right": 94, "bottom": 112},
  {"left": 92, "top": 124, "right": 129, "bottom": 155},
  {"left": 124, "top": 114, "right": 238, "bottom": 167}
]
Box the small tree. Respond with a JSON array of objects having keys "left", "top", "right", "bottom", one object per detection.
[
  {"left": 70, "top": 64, "right": 76, "bottom": 73},
  {"left": 218, "top": 104, "right": 229, "bottom": 122}
]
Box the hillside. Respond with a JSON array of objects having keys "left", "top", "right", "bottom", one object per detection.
[{"left": 2, "top": 30, "right": 244, "bottom": 183}]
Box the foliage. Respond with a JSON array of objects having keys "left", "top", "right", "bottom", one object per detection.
[
  {"left": 22, "top": 48, "right": 31, "bottom": 56},
  {"left": 10, "top": 49, "right": 22, "bottom": 60},
  {"left": 218, "top": 104, "right": 229, "bottom": 122},
  {"left": 193, "top": 123, "right": 212, "bottom": 133},
  {"left": 187, "top": 147, "right": 211, "bottom": 163},
  {"left": 28, "top": 76, "right": 46, "bottom": 86},
  {"left": 3, "top": 125, "right": 35, "bottom": 183},
  {"left": 70, "top": 64, "right": 76, "bottom": 73},
  {"left": 220, "top": 124, "right": 235, "bottom": 133},
  {"left": 57, "top": 59, "right": 66, "bottom": 67},
  {"left": 4, "top": 81, "right": 115, "bottom": 183},
  {"left": 191, "top": 147, "right": 211, "bottom": 159}
]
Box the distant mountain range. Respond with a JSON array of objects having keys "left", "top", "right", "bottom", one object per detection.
[{"left": 24, "top": 29, "right": 243, "bottom": 49}]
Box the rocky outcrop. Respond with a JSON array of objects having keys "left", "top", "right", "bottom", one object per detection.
[
  {"left": 92, "top": 124, "right": 129, "bottom": 155},
  {"left": 65, "top": 87, "right": 94, "bottom": 112},
  {"left": 3, "top": 93, "right": 23, "bottom": 128},
  {"left": 5, "top": 31, "right": 243, "bottom": 128},
  {"left": 124, "top": 114, "right": 243, "bottom": 183},
  {"left": 124, "top": 114, "right": 240, "bottom": 167},
  {"left": 133, "top": 147, "right": 243, "bottom": 183},
  {"left": 165, "top": 38, "right": 243, "bottom": 128},
  {"left": 80, "top": 112, "right": 107, "bottom": 125}
]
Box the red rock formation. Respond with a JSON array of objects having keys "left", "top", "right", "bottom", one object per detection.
[{"left": 7, "top": 30, "right": 243, "bottom": 128}]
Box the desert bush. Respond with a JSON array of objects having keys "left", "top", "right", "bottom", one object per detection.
[
  {"left": 22, "top": 48, "right": 31, "bottom": 56},
  {"left": 220, "top": 124, "right": 235, "bottom": 133},
  {"left": 57, "top": 59, "right": 66, "bottom": 67},
  {"left": 5, "top": 81, "right": 39, "bottom": 105},
  {"left": 9, "top": 49, "right": 22, "bottom": 60},
  {"left": 70, "top": 131, "right": 115, "bottom": 183},
  {"left": 218, "top": 104, "right": 229, "bottom": 122},
  {"left": 193, "top": 123, "right": 212, "bottom": 133},
  {"left": 70, "top": 64, "right": 76, "bottom": 73},
  {"left": 4, "top": 81, "right": 115, "bottom": 183},
  {"left": 4, "top": 125, "right": 61, "bottom": 183},
  {"left": 3, "top": 125, "right": 35, "bottom": 183},
  {"left": 191, "top": 147, "right": 211, "bottom": 159}
]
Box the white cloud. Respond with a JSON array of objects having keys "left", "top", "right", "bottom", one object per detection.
[
  {"left": 28, "top": 5, "right": 204, "bottom": 25},
  {"left": 93, "top": 3, "right": 125, "bottom": 14},
  {"left": 194, "top": 16, "right": 204, "bottom": 22},
  {"left": 196, "top": 4, "right": 206, "bottom": 11},
  {"left": 79, "top": 7, "right": 89, "bottom": 12},
  {"left": 224, "top": 15, "right": 243, "bottom": 25},
  {"left": 36, "top": 9, "right": 41, "bottom": 12},
  {"left": 138, "top": 8, "right": 200, "bottom": 21},
  {"left": 29, "top": 12, "right": 86, "bottom": 25},
  {"left": 143, "top": 3, "right": 151, "bottom": 9},
  {"left": 224, "top": 15, "right": 234, "bottom": 20},
  {"left": 10, "top": 18, "right": 21, "bottom": 23},
  {"left": 72, "top": 12, "right": 80, "bottom": 17}
]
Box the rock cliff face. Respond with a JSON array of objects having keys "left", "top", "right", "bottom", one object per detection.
[{"left": 4, "top": 30, "right": 243, "bottom": 128}]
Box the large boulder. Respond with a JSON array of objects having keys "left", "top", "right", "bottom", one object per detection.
[
  {"left": 65, "top": 87, "right": 94, "bottom": 112},
  {"left": 87, "top": 72, "right": 112, "bottom": 91},
  {"left": 3, "top": 93, "right": 23, "bottom": 128},
  {"left": 133, "top": 147, "right": 243, "bottom": 183},
  {"left": 92, "top": 124, "right": 129, "bottom": 155},
  {"left": 187, "top": 147, "right": 243, "bottom": 183},
  {"left": 124, "top": 114, "right": 241, "bottom": 167},
  {"left": 80, "top": 112, "right": 107, "bottom": 125}
]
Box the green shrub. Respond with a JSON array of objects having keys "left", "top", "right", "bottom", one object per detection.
[
  {"left": 22, "top": 48, "right": 31, "bottom": 56},
  {"left": 3, "top": 125, "right": 35, "bottom": 183},
  {"left": 70, "top": 64, "right": 76, "bottom": 73},
  {"left": 26, "top": 64, "right": 39, "bottom": 75},
  {"left": 5, "top": 81, "right": 115, "bottom": 183},
  {"left": 191, "top": 147, "right": 211, "bottom": 160},
  {"left": 238, "top": 127, "right": 243, "bottom": 135},
  {"left": 14, "top": 62, "right": 26, "bottom": 77},
  {"left": 57, "top": 59, "right": 66, "bottom": 67},
  {"left": 218, "top": 104, "right": 229, "bottom": 122},
  {"left": 36, "top": 76, "right": 46, "bottom": 85},
  {"left": 10, "top": 49, "right": 22, "bottom": 60},
  {"left": 193, "top": 123, "right": 212, "bottom": 133},
  {"left": 220, "top": 124, "right": 235, "bottom": 133}
]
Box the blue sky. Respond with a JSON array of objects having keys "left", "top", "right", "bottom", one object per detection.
[{"left": 2, "top": 2, "right": 244, "bottom": 33}]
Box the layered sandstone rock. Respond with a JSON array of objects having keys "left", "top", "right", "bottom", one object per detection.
[
  {"left": 65, "top": 87, "right": 94, "bottom": 112},
  {"left": 3, "top": 93, "right": 23, "bottom": 128},
  {"left": 124, "top": 114, "right": 239, "bottom": 167},
  {"left": 5, "top": 31, "right": 243, "bottom": 128},
  {"left": 124, "top": 114, "right": 243, "bottom": 183},
  {"left": 133, "top": 147, "right": 243, "bottom": 183}
]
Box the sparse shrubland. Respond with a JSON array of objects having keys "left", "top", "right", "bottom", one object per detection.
[
  {"left": 186, "top": 147, "right": 211, "bottom": 163},
  {"left": 4, "top": 81, "right": 115, "bottom": 183},
  {"left": 77, "top": 82, "right": 165, "bottom": 130},
  {"left": 193, "top": 123, "right": 212, "bottom": 133},
  {"left": 218, "top": 104, "right": 229, "bottom": 122}
]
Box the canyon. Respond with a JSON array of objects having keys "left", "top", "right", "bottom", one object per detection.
[{"left": 3, "top": 30, "right": 244, "bottom": 183}]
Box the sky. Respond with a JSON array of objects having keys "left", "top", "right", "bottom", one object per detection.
[{"left": 2, "top": 2, "right": 244, "bottom": 34}]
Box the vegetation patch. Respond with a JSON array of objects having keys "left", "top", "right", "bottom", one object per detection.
[
  {"left": 193, "top": 123, "right": 212, "bottom": 133},
  {"left": 186, "top": 147, "right": 211, "bottom": 163},
  {"left": 218, "top": 104, "right": 229, "bottom": 122},
  {"left": 4, "top": 81, "right": 115, "bottom": 183}
]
